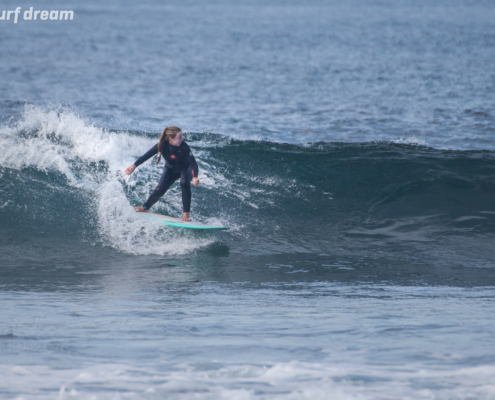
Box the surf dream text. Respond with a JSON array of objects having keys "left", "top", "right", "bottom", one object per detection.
[{"left": 0, "top": 7, "right": 74, "bottom": 23}]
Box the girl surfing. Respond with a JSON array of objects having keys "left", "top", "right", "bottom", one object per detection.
[{"left": 124, "top": 126, "right": 199, "bottom": 221}]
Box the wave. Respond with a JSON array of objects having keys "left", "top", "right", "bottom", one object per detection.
[{"left": 1, "top": 106, "right": 495, "bottom": 258}]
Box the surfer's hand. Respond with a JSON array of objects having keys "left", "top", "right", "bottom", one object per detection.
[
  {"left": 193, "top": 177, "right": 199, "bottom": 186},
  {"left": 125, "top": 165, "right": 136, "bottom": 175}
]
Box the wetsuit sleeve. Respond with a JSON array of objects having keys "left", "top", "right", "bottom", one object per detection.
[
  {"left": 184, "top": 144, "right": 199, "bottom": 178},
  {"left": 134, "top": 143, "right": 158, "bottom": 167}
]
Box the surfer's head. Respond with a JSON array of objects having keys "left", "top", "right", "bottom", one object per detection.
[
  {"left": 156, "top": 126, "right": 183, "bottom": 164},
  {"left": 168, "top": 130, "right": 183, "bottom": 147}
]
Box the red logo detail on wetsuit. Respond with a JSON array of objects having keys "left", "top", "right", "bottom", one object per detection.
[{"left": 171, "top": 155, "right": 176, "bottom": 159}]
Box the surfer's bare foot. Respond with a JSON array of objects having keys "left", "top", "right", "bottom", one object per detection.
[
  {"left": 134, "top": 206, "right": 146, "bottom": 212},
  {"left": 181, "top": 212, "right": 190, "bottom": 221}
]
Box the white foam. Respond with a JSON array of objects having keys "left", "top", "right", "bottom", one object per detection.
[
  {"left": 391, "top": 135, "right": 428, "bottom": 147},
  {"left": 1, "top": 361, "right": 494, "bottom": 400}
]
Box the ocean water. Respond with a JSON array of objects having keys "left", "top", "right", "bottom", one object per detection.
[{"left": 1, "top": 0, "right": 495, "bottom": 399}]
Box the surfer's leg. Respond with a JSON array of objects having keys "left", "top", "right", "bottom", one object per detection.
[
  {"left": 143, "top": 168, "right": 179, "bottom": 210},
  {"left": 179, "top": 167, "right": 193, "bottom": 213}
]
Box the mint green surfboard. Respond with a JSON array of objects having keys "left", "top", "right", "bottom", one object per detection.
[{"left": 141, "top": 211, "right": 229, "bottom": 230}]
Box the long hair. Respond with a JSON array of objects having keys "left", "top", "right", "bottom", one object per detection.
[{"left": 155, "top": 126, "right": 182, "bottom": 165}]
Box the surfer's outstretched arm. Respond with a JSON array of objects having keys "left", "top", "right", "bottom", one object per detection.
[{"left": 124, "top": 143, "right": 159, "bottom": 175}]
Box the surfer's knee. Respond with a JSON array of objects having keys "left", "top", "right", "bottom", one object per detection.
[
  {"left": 180, "top": 178, "right": 190, "bottom": 188},
  {"left": 154, "top": 184, "right": 167, "bottom": 196}
]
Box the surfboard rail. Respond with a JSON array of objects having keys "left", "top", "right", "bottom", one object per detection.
[{"left": 141, "top": 212, "right": 229, "bottom": 230}]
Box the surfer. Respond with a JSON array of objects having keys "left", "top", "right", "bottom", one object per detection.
[{"left": 124, "top": 126, "right": 199, "bottom": 221}]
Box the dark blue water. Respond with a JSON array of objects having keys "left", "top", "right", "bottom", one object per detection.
[{"left": 1, "top": 0, "right": 495, "bottom": 398}]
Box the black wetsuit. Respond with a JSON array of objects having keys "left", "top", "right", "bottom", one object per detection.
[{"left": 134, "top": 141, "right": 199, "bottom": 212}]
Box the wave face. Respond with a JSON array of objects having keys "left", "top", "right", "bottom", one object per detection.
[{"left": 1, "top": 107, "right": 495, "bottom": 270}]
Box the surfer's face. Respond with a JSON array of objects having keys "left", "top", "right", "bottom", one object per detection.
[{"left": 169, "top": 131, "right": 183, "bottom": 146}]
